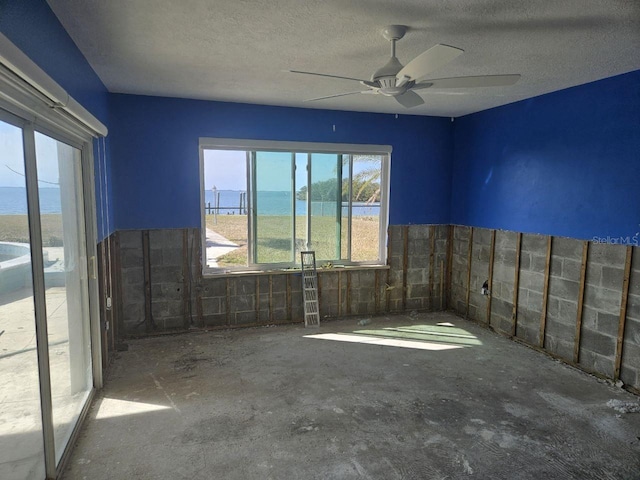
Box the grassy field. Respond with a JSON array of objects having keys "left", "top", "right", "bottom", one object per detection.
[
  {"left": 1, "top": 214, "right": 64, "bottom": 247},
  {"left": 206, "top": 214, "right": 379, "bottom": 267}
]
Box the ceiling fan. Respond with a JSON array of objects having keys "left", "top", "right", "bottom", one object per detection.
[{"left": 289, "top": 25, "right": 520, "bottom": 109}]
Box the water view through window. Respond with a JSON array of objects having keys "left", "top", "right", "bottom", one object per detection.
[{"left": 202, "top": 147, "right": 385, "bottom": 270}]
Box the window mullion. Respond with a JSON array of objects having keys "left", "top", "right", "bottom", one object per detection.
[
  {"left": 347, "top": 154, "right": 353, "bottom": 261},
  {"left": 306, "top": 153, "right": 312, "bottom": 252},
  {"left": 249, "top": 151, "right": 257, "bottom": 264},
  {"left": 291, "top": 152, "right": 296, "bottom": 263}
]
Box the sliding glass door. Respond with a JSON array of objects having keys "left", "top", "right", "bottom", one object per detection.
[
  {"left": 0, "top": 118, "right": 46, "bottom": 480},
  {"left": 35, "top": 133, "right": 93, "bottom": 465},
  {"left": 0, "top": 112, "right": 97, "bottom": 479}
]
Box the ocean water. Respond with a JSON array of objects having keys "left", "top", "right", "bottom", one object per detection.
[
  {"left": 0, "top": 187, "right": 380, "bottom": 217},
  {"left": 0, "top": 187, "right": 61, "bottom": 215},
  {"left": 204, "top": 190, "right": 380, "bottom": 217}
]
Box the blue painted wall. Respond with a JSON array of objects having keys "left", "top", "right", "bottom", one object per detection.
[
  {"left": 451, "top": 70, "right": 640, "bottom": 241},
  {"left": 0, "top": 0, "right": 114, "bottom": 239},
  {"left": 109, "top": 94, "right": 453, "bottom": 230}
]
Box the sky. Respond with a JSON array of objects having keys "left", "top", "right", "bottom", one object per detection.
[
  {"left": 203, "top": 149, "right": 381, "bottom": 193},
  {"left": 0, "top": 120, "right": 66, "bottom": 188}
]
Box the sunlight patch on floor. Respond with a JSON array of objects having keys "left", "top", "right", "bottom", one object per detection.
[
  {"left": 303, "top": 333, "right": 465, "bottom": 351},
  {"left": 94, "top": 398, "right": 171, "bottom": 420}
]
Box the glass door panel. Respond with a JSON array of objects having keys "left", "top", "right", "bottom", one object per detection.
[
  {"left": 351, "top": 155, "right": 382, "bottom": 262},
  {"left": 309, "top": 153, "right": 341, "bottom": 261},
  {"left": 294, "top": 153, "right": 308, "bottom": 259},
  {"left": 35, "top": 132, "right": 92, "bottom": 464},
  {"left": 0, "top": 120, "right": 46, "bottom": 480},
  {"left": 253, "top": 151, "right": 294, "bottom": 264}
]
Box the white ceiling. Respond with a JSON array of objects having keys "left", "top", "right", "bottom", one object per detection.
[{"left": 47, "top": 0, "right": 640, "bottom": 117}]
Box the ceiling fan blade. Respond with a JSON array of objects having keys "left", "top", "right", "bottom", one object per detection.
[
  {"left": 305, "top": 91, "right": 368, "bottom": 102},
  {"left": 423, "top": 74, "right": 521, "bottom": 88},
  {"left": 288, "top": 70, "right": 368, "bottom": 83},
  {"left": 394, "top": 90, "right": 424, "bottom": 109},
  {"left": 397, "top": 44, "right": 464, "bottom": 82}
]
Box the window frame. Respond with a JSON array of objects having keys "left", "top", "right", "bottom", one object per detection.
[{"left": 200, "top": 138, "right": 391, "bottom": 275}]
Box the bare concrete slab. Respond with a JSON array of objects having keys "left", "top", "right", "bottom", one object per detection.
[{"left": 62, "top": 312, "right": 640, "bottom": 480}]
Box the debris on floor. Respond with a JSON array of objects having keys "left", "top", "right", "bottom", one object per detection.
[
  {"left": 357, "top": 318, "right": 371, "bottom": 326},
  {"left": 607, "top": 399, "right": 640, "bottom": 414}
]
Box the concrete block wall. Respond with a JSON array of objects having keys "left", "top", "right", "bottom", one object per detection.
[
  {"left": 450, "top": 225, "right": 470, "bottom": 315},
  {"left": 621, "top": 252, "right": 640, "bottom": 388},
  {"left": 545, "top": 237, "right": 582, "bottom": 360},
  {"left": 580, "top": 243, "right": 626, "bottom": 377},
  {"left": 449, "top": 225, "right": 640, "bottom": 393},
  {"left": 516, "top": 234, "right": 547, "bottom": 346},
  {"left": 107, "top": 224, "right": 449, "bottom": 336},
  {"left": 489, "top": 230, "right": 517, "bottom": 334}
]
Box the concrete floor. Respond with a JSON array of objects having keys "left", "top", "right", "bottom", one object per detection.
[{"left": 62, "top": 312, "right": 640, "bottom": 480}]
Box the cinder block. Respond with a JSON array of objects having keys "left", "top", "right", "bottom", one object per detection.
[
  {"left": 584, "top": 284, "right": 621, "bottom": 314},
  {"left": 120, "top": 248, "right": 143, "bottom": 268},
  {"left": 496, "top": 230, "right": 517, "bottom": 250},
  {"left": 162, "top": 248, "right": 184, "bottom": 266},
  {"left": 203, "top": 313, "right": 227, "bottom": 327},
  {"left": 151, "top": 282, "right": 182, "bottom": 301},
  {"left": 519, "top": 252, "right": 532, "bottom": 271},
  {"left": 161, "top": 316, "right": 187, "bottom": 330},
  {"left": 527, "top": 290, "right": 543, "bottom": 312},
  {"left": 544, "top": 335, "right": 573, "bottom": 362},
  {"left": 582, "top": 305, "right": 598, "bottom": 330},
  {"left": 118, "top": 230, "right": 142, "bottom": 249},
  {"left": 589, "top": 242, "right": 626, "bottom": 267},
  {"left": 531, "top": 254, "right": 548, "bottom": 273},
  {"left": 151, "top": 265, "right": 183, "bottom": 283},
  {"left": 596, "top": 311, "right": 620, "bottom": 337},
  {"left": 558, "top": 298, "right": 578, "bottom": 325},
  {"left": 408, "top": 283, "right": 428, "bottom": 299},
  {"left": 550, "top": 257, "right": 563, "bottom": 277},
  {"left": 601, "top": 266, "right": 624, "bottom": 291},
  {"left": 407, "top": 255, "right": 428, "bottom": 269},
  {"left": 271, "top": 275, "right": 287, "bottom": 294},
  {"left": 552, "top": 237, "right": 583, "bottom": 259},
  {"left": 231, "top": 277, "right": 255, "bottom": 296},
  {"left": 520, "top": 270, "right": 544, "bottom": 294},
  {"left": 627, "top": 294, "right": 640, "bottom": 321},
  {"left": 522, "top": 233, "right": 547, "bottom": 252},
  {"left": 229, "top": 294, "right": 255, "bottom": 312},
  {"left": 561, "top": 259, "right": 581, "bottom": 281},
  {"left": 585, "top": 263, "right": 602, "bottom": 287},
  {"left": 578, "top": 350, "right": 614, "bottom": 378},
  {"left": 234, "top": 311, "right": 257, "bottom": 325},
  {"left": 545, "top": 317, "right": 575, "bottom": 341},
  {"left": 580, "top": 329, "right": 616, "bottom": 357},
  {"left": 455, "top": 226, "right": 470, "bottom": 241},
  {"left": 548, "top": 277, "right": 579, "bottom": 302},
  {"left": 491, "top": 298, "right": 512, "bottom": 322},
  {"left": 122, "top": 267, "right": 143, "bottom": 286},
  {"left": 473, "top": 228, "right": 492, "bottom": 245},
  {"left": 202, "top": 297, "right": 221, "bottom": 314},
  {"left": 408, "top": 225, "right": 429, "bottom": 240},
  {"left": 495, "top": 248, "right": 516, "bottom": 269},
  {"left": 201, "top": 278, "right": 227, "bottom": 297},
  {"left": 547, "top": 296, "right": 559, "bottom": 318},
  {"left": 619, "top": 365, "right": 638, "bottom": 390},
  {"left": 152, "top": 300, "right": 183, "bottom": 318}
]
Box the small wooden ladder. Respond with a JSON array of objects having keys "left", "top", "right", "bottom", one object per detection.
[{"left": 301, "top": 251, "right": 320, "bottom": 327}]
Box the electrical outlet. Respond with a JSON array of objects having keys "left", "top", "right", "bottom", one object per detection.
[{"left": 106, "top": 297, "right": 112, "bottom": 309}]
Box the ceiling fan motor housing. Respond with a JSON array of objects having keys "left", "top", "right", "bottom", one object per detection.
[{"left": 372, "top": 56, "right": 406, "bottom": 95}]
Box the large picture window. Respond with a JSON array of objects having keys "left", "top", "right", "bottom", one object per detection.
[{"left": 200, "top": 139, "right": 390, "bottom": 272}]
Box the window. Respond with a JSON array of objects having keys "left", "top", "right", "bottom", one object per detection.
[{"left": 200, "top": 139, "right": 390, "bottom": 272}]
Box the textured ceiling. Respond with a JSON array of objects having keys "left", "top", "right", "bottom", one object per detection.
[{"left": 47, "top": 0, "right": 640, "bottom": 117}]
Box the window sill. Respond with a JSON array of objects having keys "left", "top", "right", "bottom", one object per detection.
[{"left": 202, "top": 264, "right": 389, "bottom": 278}]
